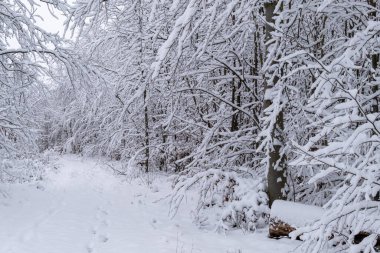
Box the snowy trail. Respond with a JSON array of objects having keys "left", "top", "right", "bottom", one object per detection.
[{"left": 0, "top": 155, "right": 299, "bottom": 253}]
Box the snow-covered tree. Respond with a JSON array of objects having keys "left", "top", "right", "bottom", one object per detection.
[
  {"left": 45, "top": 0, "right": 380, "bottom": 249},
  {"left": 0, "top": 0, "right": 90, "bottom": 182},
  {"left": 283, "top": 0, "right": 380, "bottom": 251}
]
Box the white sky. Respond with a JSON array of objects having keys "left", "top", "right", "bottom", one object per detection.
[
  {"left": 6, "top": 1, "right": 68, "bottom": 49},
  {"left": 34, "top": 2, "right": 67, "bottom": 36}
]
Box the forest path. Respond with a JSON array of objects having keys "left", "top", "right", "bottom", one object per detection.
[{"left": 0, "top": 155, "right": 299, "bottom": 253}]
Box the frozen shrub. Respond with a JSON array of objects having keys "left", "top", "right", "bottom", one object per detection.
[{"left": 171, "top": 167, "right": 269, "bottom": 232}]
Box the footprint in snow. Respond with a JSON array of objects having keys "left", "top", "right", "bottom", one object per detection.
[
  {"left": 98, "top": 234, "right": 109, "bottom": 243},
  {"left": 86, "top": 245, "right": 94, "bottom": 253},
  {"left": 90, "top": 228, "right": 97, "bottom": 235},
  {"left": 100, "top": 220, "right": 108, "bottom": 228}
]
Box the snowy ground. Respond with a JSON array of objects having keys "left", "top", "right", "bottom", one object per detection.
[{"left": 0, "top": 155, "right": 299, "bottom": 253}]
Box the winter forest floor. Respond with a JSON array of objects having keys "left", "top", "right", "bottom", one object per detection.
[{"left": 0, "top": 155, "right": 299, "bottom": 253}]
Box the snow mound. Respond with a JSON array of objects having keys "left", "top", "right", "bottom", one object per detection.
[{"left": 270, "top": 200, "right": 323, "bottom": 227}]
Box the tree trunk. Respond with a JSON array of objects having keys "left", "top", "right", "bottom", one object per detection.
[
  {"left": 144, "top": 88, "right": 150, "bottom": 173},
  {"left": 369, "top": 0, "right": 379, "bottom": 114},
  {"left": 263, "top": 0, "right": 287, "bottom": 207}
]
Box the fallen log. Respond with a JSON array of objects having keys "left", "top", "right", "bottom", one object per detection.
[
  {"left": 268, "top": 218, "right": 296, "bottom": 238},
  {"left": 269, "top": 200, "right": 323, "bottom": 238},
  {"left": 269, "top": 200, "right": 380, "bottom": 251}
]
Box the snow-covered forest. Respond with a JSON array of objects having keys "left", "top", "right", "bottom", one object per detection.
[{"left": 0, "top": 0, "right": 379, "bottom": 252}]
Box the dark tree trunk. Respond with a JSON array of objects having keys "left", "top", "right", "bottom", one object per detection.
[{"left": 263, "top": 0, "right": 287, "bottom": 207}]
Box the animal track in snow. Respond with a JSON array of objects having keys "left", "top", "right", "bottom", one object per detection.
[
  {"left": 86, "top": 206, "right": 110, "bottom": 252},
  {"left": 98, "top": 234, "right": 109, "bottom": 243}
]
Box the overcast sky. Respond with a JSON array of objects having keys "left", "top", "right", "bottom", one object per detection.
[
  {"left": 35, "top": 2, "right": 67, "bottom": 37},
  {"left": 6, "top": 1, "right": 68, "bottom": 49}
]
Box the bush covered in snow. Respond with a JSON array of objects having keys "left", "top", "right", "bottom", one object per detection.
[
  {"left": 171, "top": 168, "right": 269, "bottom": 232},
  {"left": 0, "top": 151, "right": 59, "bottom": 184}
]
